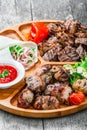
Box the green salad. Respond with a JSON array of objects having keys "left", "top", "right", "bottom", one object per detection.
[{"left": 63, "top": 55, "right": 87, "bottom": 85}]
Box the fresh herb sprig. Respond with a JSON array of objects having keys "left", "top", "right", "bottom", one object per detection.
[{"left": 0, "top": 70, "right": 9, "bottom": 78}]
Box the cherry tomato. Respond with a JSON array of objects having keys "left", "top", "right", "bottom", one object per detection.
[{"left": 69, "top": 92, "right": 85, "bottom": 105}]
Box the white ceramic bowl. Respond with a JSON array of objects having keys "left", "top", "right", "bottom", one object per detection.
[{"left": 0, "top": 59, "right": 25, "bottom": 89}]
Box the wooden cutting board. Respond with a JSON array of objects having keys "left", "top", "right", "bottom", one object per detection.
[{"left": 0, "top": 20, "right": 87, "bottom": 118}]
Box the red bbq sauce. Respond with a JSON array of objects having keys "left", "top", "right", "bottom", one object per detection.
[{"left": 0, "top": 65, "right": 17, "bottom": 83}]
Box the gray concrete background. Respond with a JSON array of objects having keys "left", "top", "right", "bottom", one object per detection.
[{"left": 0, "top": 0, "right": 87, "bottom": 130}]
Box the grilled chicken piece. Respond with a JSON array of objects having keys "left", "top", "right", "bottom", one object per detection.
[
  {"left": 76, "top": 45, "right": 86, "bottom": 59},
  {"left": 34, "top": 96, "right": 59, "bottom": 110},
  {"left": 17, "top": 89, "right": 34, "bottom": 108},
  {"left": 41, "top": 72, "right": 53, "bottom": 85},
  {"left": 58, "top": 46, "right": 79, "bottom": 62},
  {"left": 26, "top": 76, "right": 44, "bottom": 93},
  {"left": 35, "top": 65, "right": 52, "bottom": 76},
  {"left": 45, "top": 83, "right": 72, "bottom": 105},
  {"left": 44, "top": 82, "right": 62, "bottom": 97},
  {"left": 54, "top": 67, "right": 69, "bottom": 82},
  {"left": 50, "top": 65, "right": 61, "bottom": 73},
  {"left": 72, "top": 79, "right": 87, "bottom": 94},
  {"left": 58, "top": 85, "right": 72, "bottom": 105}
]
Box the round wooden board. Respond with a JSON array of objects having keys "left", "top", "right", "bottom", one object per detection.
[{"left": 0, "top": 20, "right": 87, "bottom": 118}]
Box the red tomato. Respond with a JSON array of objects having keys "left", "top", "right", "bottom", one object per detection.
[
  {"left": 28, "top": 22, "right": 49, "bottom": 43},
  {"left": 69, "top": 92, "right": 85, "bottom": 105}
]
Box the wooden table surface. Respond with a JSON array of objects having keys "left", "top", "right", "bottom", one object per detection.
[{"left": 0, "top": 0, "right": 87, "bottom": 130}]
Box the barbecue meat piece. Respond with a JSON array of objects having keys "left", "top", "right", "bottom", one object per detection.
[
  {"left": 26, "top": 76, "right": 44, "bottom": 93},
  {"left": 34, "top": 96, "right": 59, "bottom": 110},
  {"left": 58, "top": 85, "right": 72, "bottom": 105},
  {"left": 76, "top": 44, "right": 86, "bottom": 59},
  {"left": 50, "top": 65, "right": 61, "bottom": 73},
  {"left": 75, "top": 31, "right": 87, "bottom": 38},
  {"left": 72, "top": 79, "right": 87, "bottom": 94},
  {"left": 58, "top": 46, "right": 79, "bottom": 62},
  {"left": 45, "top": 82, "right": 62, "bottom": 97},
  {"left": 45, "top": 84, "right": 72, "bottom": 105},
  {"left": 56, "top": 32, "right": 75, "bottom": 46},
  {"left": 47, "top": 21, "right": 65, "bottom": 34},
  {"left": 43, "top": 43, "right": 62, "bottom": 61},
  {"left": 47, "top": 23, "right": 59, "bottom": 34},
  {"left": 54, "top": 67, "right": 69, "bottom": 82},
  {"left": 17, "top": 89, "right": 34, "bottom": 108},
  {"left": 41, "top": 72, "right": 53, "bottom": 85},
  {"left": 35, "top": 65, "right": 52, "bottom": 76},
  {"left": 64, "top": 20, "right": 81, "bottom": 34},
  {"left": 75, "top": 38, "right": 87, "bottom": 45},
  {"left": 38, "top": 36, "right": 58, "bottom": 56},
  {"left": 42, "top": 49, "right": 57, "bottom": 61}
]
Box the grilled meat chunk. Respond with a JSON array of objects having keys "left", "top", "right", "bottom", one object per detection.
[
  {"left": 54, "top": 67, "right": 69, "bottom": 82},
  {"left": 75, "top": 38, "right": 87, "bottom": 45},
  {"left": 38, "top": 36, "right": 58, "bottom": 56},
  {"left": 45, "top": 82, "right": 62, "bottom": 97},
  {"left": 43, "top": 43, "right": 62, "bottom": 61},
  {"left": 50, "top": 65, "right": 61, "bottom": 73},
  {"left": 45, "top": 83, "right": 72, "bottom": 105},
  {"left": 41, "top": 72, "right": 53, "bottom": 85},
  {"left": 72, "top": 79, "right": 87, "bottom": 94},
  {"left": 34, "top": 96, "right": 59, "bottom": 110},
  {"left": 56, "top": 32, "right": 75, "bottom": 46},
  {"left": 76, "top": 45, "right": 86, "bottom": 59},
  {"left": 47, "top": 23, "right": 59, "bottom": 34},
  {"left": 64, "top": 20, "right": 81, "bottom": 34},
  {"left": 17, "top": 89, "right": 34, "bottom": 108},
  {"left": 58, "top": 85, "right": 72, "bottom": 105},
  {"left": 35, "top": 65, "right": 52, "bottom": 76},
  {"left": 26, "top": 76, "right": 44, "bottom": 93},
  {"left": 58, "top": 46, "right": 79, "bottom": 62}
]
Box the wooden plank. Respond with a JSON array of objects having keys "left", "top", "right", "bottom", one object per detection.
[
  {"left": 0, "top": 0, "right": 31, "bottom": 30},
  {"left": 69, "top": 0, "right": 87, "bottom": 26},
  {"left": 31, "top": 0, "right": 73, "bottom": 20},
  {"left": 31, "top": 0, "right": 87, "bottom": 25},
  {"left": 43, "top": 110, "right": 87, "bottom": 130},
  {"left": 0, "top": 110, "right": 43, "bottom": 130}
]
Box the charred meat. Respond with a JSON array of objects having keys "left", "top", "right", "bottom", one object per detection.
[
  {"left": 26, "top": 76, "right": 44, "bottom": 93},
  {"left": 34, "top": 96, "right": 59, "bottom": 110},
  {"left": 39, "top": 20, "right": 87, "bottom": 62},
  {"left": 17, "top": 89, "right": 34, "bottom": 108},
  {"left": 72, "top": 79, "right": 87, "bottom": 94},
  {"left": 58, "top": 85, "right": 72, "bottom": 105},
  {"left": 35, "top": 64, "right": 51, "bottom": 76},
  {"left": 54, "top": 67, "right": 69, "bottom": 82},
  {"left": 58, "top": 46, "right": 80, "bottom": 62}
]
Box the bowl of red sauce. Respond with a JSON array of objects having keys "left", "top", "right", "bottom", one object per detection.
[{"left": 0, "top": 59, "right": 25, "bottom": 89}]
